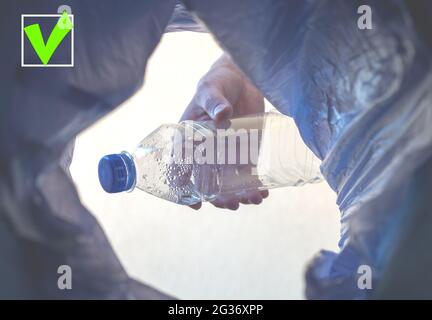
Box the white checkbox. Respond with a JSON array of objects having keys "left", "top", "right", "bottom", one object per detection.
[{"left": 21, "top": 14, "right": 74, "bottom": 67}]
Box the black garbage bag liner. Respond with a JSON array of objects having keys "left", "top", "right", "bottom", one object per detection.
[
  {"left": 182, "top": 0, "right": 432, "bottom": 298},
  {"left": 0, "top": 0, "right": 178, "bottom": 299},
  {"left": 1, "top": 0, "right": 431, "bottom": 299}
]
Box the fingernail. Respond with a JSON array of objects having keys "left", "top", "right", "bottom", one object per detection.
[{"left": 213, "top": 104, "right": 226, "bottom": 117}]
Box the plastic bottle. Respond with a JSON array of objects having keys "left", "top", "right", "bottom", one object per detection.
[{"left": 98, "top": 111, "right": 322, "bottom": 205}]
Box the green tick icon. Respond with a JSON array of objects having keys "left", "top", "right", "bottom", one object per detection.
[{"left": 24, "top": 11, "right": 73, "bottom": 65}]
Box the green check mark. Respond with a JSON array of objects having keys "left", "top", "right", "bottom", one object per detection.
[{"left": 24, "top": 11, "right": 73, "bottom": 65}]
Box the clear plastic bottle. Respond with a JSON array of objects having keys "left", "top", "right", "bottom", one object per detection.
[{"left": 98, "top": 111, "right": 322, "bottom": 205}]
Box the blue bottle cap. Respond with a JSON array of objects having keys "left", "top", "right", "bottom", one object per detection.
[{"left": 98, "top": 153, "right": 136, "bottom": 193}]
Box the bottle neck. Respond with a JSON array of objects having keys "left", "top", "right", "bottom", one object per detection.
[{"left": 121, "top": 151, "right": 137, "bottom": 192}]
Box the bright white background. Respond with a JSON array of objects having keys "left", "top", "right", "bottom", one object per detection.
[{"left": 70, "top": 32, "right": 340, "bottom": 299}]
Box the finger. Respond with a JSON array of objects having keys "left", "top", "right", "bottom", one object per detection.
[
  {"left": 194, "top": 86, "right": 233, "bottom": 122},
  {"left": 212, "top": 103, "right": 233, "bottom": 123},
  {"left": 211, "top": 195, "right": 240, "bottom": 211},
  {"left": 237, "top": 191, "right": 254, "bottom": 204},
  {"left": 210, "top": 198, "right": 226, "bottom": 209},
  {"left": 248, "top": 191, "right": 263, "bottom": 205},
  {"left": 238, "top": 190, "right": 263, "bottom": 205},
  {"left": 239, "top": 195, "right": 250, "bottom": 204},
  {"left": 260, "top": 190, "right": 269, "bottom": 199},
  {"left": 189, "top": 202, "right": 202, "bottom": 210},
  {"left": 225, "top": 197, "right": 240, "bottom": 210},
  {"left": 180, "top": 100, "right": 211, "bottom": 122}
]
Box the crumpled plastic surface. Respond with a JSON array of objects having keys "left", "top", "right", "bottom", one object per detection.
[
  {"left": 166, "top": 3, "right": 207, "bottom": 33},
  {"left": 0, "top": 0, "right": 178, "bottom": 299},
  {"left": 181, "top": 0, "right": 432, "bottom": 298},
  {"left": 1, "top": 0, "right": 431, "bottom": 299}
]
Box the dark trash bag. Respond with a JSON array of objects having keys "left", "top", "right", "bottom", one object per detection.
[
  {"left": 0, "top": 0, "right": 177, "bottom": 299},
  {"left": 181, "top": 0, "right": 432, "bottom": 299},
  {"left": 1, "top": 0, "right": 431, "bottom": 299}
]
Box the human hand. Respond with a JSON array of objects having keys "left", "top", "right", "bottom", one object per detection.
[{"left": 181, "top": 54, "right": 268, "bottom": 210}]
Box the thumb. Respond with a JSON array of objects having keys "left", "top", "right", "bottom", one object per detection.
[
  {"left": 196, "top": 88, "right": 233, "bottom": 122},
  {"left": 211, "top": 102, "right": 233, "bottom": 122}
]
